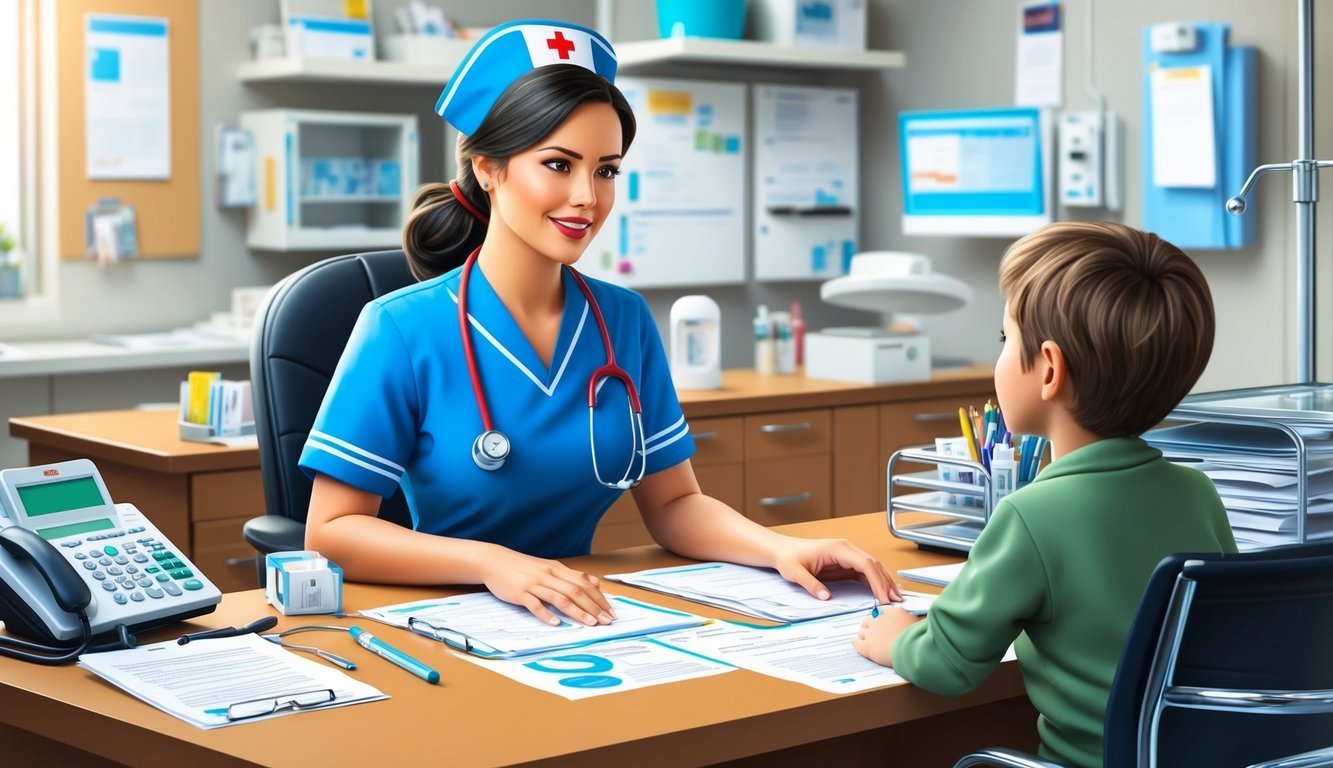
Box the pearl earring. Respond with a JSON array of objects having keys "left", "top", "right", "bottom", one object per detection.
[{"left": 481, "top": 181, "right": 489, "bottom": 190}]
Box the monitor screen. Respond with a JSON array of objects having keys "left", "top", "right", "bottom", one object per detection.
[{"left": 899, "top": 107, "right": 1051, "bottom": 237}]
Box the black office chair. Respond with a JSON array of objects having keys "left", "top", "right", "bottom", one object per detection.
[
  {"left": 243, "top": 249, "right": 431, "bottom": 586},
  {"left": 954, "top": 541, "right": 1333, "bottom": 768}
]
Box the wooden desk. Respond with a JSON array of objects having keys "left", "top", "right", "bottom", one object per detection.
[
  {"left": 0, "top": 514, "right": 1036, "bottom": 767},
  {"left": 9, "top": 368, "right": 995, "bottom": 589},
  {"left": 9, "top": 409, "right": 263, "bottom": 594}
]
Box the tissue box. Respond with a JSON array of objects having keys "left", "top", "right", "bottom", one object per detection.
[
  {"left": 751, "top": 0, "right": 867, "bottom": 50},
  {"left": 265, "top": 551, "right": 343, "bottom": 615}
]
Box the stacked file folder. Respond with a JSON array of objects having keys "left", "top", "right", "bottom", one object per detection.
[{"left": 1145, "top": 420, "right": 1333, "bottom": 550}]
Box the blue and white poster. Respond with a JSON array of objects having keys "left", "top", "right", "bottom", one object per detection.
[{"left": 84, "top": 14, "right": 171, "bottom": 180}]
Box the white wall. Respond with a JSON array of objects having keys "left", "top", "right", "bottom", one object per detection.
[{"left": 9, "top": 0, "right": 1331, "bottom": 393}]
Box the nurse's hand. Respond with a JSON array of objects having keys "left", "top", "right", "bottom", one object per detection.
[
  {"left": 479, "top": 549, "right": 617, "bottom": 627},
  {"left": 771, "top": 536, "right": 901, "bottom": 604}
]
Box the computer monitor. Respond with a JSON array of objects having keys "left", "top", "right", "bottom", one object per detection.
[{"left": 899, "top": 107, "right": 1052, "bottom": 237}]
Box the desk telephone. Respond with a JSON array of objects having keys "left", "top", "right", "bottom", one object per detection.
[{"left": 0, "top": 459, "right": 221, "bottom": 663}]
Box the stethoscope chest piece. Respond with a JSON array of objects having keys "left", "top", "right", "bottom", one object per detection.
[{"left": 472, "top": 429, "right": 511, "bottom": 471}]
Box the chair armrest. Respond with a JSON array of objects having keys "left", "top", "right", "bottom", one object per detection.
[
  {"left": 1247, "top": 745, "right": 1333, "bottom": 768},
  {"left": 953, "top": 747, "right": 1064, "bottom": 768},
  {"left": 1166, "top": 686, "right": 1333, "bottom": 714},
  {"left": 242, "top": 515, "right": 306, "bottom": 555}
]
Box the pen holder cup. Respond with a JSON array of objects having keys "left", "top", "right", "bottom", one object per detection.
[{"left": 179, "top": 419, "right": 255, "bottom": 443}]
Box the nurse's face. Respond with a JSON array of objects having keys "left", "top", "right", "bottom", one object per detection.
[{"left": 484, "top": 101, "right": 623, "bottom": 266}]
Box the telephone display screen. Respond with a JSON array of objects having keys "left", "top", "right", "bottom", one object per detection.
[
  {"left": 36, "top": 518, "right": 117, "bottom": 541},
  {"left": 16, "top": 476, "right": 107, "bottom": 517}
]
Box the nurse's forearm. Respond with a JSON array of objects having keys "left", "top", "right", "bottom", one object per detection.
[
  {"left": 646, "top": 493, "right": 787, "bottom": 568},
  {"left": 307, "top": 513, "right": 504, "bottom": 585}
]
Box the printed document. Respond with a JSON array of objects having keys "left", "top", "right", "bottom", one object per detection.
[
  {"left": 452, "top": 637, "right": 735, "bottom": 700},
  {"left": 361, "top": 592, "right": 706, "bottom": 658},
  {"left": 78, "top": 634, "right": 387, "bottom": 728},
  {"left": 654, "top": 613, "right": 906, "bottom": 694},
  {"left": 1150, "top": 65, "right": 1217, "bottom": 188},
  {"left": 899, "top": 562, "right": 965, "bottom": 588},
  {"left": 85, "top": 15, "right": 171, "bottom": 180},
  {"left": 607, "top": 562, "right": 930, "bottom": 623}
]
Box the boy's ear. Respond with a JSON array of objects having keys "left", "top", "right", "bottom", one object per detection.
[{"left": 1038, "top": 340, "right": 1068, "bottom": 403}]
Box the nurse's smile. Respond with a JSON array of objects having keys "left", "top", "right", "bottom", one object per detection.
[{"left": 550, "top": 216, "right": 592, "bottom": 239}]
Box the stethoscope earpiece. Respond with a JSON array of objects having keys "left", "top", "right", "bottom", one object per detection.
[{"left": 472, "top": 429, "right": 510, "bottom": 471}]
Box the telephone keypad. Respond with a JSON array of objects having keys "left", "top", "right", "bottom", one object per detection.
[
  {"left": 113, "top": 594, "right": 128, "bottom": 605},
  {"left": 129, "top": 592, "right": 144, "bottom": 602},
  {"left": 66, "top": 528, "right": 206, "bottom": 609},
  {"left": 144, "top": 587, "right": 163, "bottom": 599}
]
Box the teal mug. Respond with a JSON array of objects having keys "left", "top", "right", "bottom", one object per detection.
[{"left": 656, "top": 0, "right": 747, "bottom": 40}]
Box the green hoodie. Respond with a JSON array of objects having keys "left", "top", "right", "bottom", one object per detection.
[{"left": 892, "top": 437, "right": 1236, "bottom": 768}]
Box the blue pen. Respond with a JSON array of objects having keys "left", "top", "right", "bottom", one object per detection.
[
  {"left": 870, "top": 604, "right": 880, "bottom": 618},
  {"left": 348, "top": 626, "right": 440, "bottom": 684}
]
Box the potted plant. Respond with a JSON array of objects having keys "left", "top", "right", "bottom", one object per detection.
[{"left": 0, "top": 223, "right": 20, "bottom": 300}]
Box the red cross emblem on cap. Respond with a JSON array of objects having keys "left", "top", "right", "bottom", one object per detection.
[{"left": 547, "top": 30, "right": 576, "bottom": 59}]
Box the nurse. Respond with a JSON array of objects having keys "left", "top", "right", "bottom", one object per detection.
[{"left": 300, "top": 19, "right": 897, "bottom": 627}]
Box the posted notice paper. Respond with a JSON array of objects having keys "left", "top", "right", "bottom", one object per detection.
[{"left": 84, "top": 14, "right": 171, "bottom": 180}]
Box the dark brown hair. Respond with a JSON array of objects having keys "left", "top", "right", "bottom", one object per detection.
[
  {"left": 402, "top": 65, "right": 636, "bottom": 280},
  {"left": 999, "top": 221, "right": 1215, "bottom": 438}
]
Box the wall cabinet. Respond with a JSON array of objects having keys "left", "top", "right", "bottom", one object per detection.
[{"left": 241, "top": 109, "right": 419, "bottom": 251}]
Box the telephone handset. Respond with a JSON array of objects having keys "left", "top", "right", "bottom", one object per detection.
[{"left": 0, "top": 459, "right": 221, "bottom": 663}]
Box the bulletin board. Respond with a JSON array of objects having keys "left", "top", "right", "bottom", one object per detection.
[{"left": 56, "top": 0, "right": 200, "bottom": 259}]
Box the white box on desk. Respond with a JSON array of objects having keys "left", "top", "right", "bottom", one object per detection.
[
  {"left": 804, "top": 328, "right": 929, "bottom": 384},
  {"left": 751, "top": 0, "right": 867, "bottom": 50}
]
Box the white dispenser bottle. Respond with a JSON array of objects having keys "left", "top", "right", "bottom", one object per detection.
[{"left": 669, "top": 295, "right": 722, "bottom": 390}]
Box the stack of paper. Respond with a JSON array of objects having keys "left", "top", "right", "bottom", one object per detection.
[
  {"left": 78, "top": 634, "right": 387, "bottom": 729},
  {"left": 606, "top": 562, "right": 933, "bottom": 622},
  {"left": 898, "top": 562, "right": 965, "bottom": 588},
  {"left": 1147, "top": 422, "right": 1333, "bottom": 550},
  {"left": 360, "top": 592, "right": 707, "bottom": 658}
]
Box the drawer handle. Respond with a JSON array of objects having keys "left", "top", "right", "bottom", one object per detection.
[
  {"left": 759, "top": 421, "right": 812, "bottom": 433},
  {"left": 758, "top": 491, "right": 813, "bottom": 507},
  {"left": 226, "top": 556, "right": 259, "bottom": 568},
  {"left": 691, "top": 431, "right": 718, "bottom": 441},
  {"left": 913, "top": 412, "right": 957, "bottom": 423}
]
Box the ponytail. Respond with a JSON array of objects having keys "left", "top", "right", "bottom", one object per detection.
[{"left": 402, "top": 170, "right": 487, "bottom": 280}]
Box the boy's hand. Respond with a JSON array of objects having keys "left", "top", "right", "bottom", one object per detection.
[{"left": 853, "top": 606, "right": 921, "bottom": 667}]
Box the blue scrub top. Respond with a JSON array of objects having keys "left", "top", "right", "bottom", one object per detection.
[{"left": 298, "top": 262, "right": 695, "bottom": 558}]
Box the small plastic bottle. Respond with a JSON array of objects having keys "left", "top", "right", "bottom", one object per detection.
[
  {"left": 772, "top": 311, "right": 795, "bottom": 374},
  {"left": 754, "top": 305, "right": 776, "bottom": 375},
  {"left": 990, "top": 444, "right": 1016, "bottom": 504},
  {"left": 789, "top": 300, "right": 806, "bottom": 367}
]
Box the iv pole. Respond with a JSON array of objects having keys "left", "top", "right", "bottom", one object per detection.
[{"left": 1227, "top": 0, "right": 1332, "bottom": 383}]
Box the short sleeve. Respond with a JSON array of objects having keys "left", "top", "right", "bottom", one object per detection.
[
  {"left": 891, "top": 499, "right": 1050, "bottom": 695},
  {"left": 635, "top": 294, "right": 695, "bottom": 474},
  {"left": 298, "top": 302, "right": 418, "bottom": 498}
]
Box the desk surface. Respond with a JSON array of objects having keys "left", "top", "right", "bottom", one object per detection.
[
  {"left": 8, "top": 367, "right": 994, "bottom": 475},
  {"left": 0, "top": 514, "right": 1028, "bottom": 768}
]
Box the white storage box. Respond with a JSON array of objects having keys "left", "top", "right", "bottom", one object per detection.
[
  {"left": 804, "top": 328, "right": 929, "bottom": 384},
  {"left": 750, "top": 0, "right": 867, "bottom": 50},
  {"left": 383, "top": 34, "right": 470, "bottom": 66},
  {"left": 266, "top": 551, "right": 343, "bottom": 615}
]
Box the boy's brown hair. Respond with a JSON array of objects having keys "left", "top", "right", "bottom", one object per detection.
[{"left": 999, "top": 221, "right": 1214, "bottom": 438}]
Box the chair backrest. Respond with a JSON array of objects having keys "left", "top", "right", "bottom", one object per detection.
[
  {"left": 250, "top": 250, "right": 420, "bottom": 529},
  {"left": 1104, "top": 541, "right": 1333, "bottom": 768}
]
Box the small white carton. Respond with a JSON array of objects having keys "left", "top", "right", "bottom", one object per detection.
[{"left": 266, "top": 551, "right": 343, "bottom": 615}]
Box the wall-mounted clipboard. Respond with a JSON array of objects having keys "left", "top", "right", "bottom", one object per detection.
[
  {"left": 56, "top": 0, "right": 200, "bottom": 260},
  {"left": 1141, "top": 21, "right": 1256, "bottom": 250}
]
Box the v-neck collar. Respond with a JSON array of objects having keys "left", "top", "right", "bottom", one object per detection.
[{"left": 447, "top": 261, "right": 590, "bottom": 396}]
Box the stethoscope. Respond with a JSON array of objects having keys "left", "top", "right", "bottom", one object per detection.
[{"left": 450, "top": 182, "right": 646, "bottom": 489}]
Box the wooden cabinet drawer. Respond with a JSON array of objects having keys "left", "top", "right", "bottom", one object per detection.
[
  {"left": 192, "top": 470, "right": 265, "bottom": 522},
  {"left": 744, "top": 409, "right": 831, "bottom": 461},
  {"left": 690, "top": 417, "right": 743, "bottom": 465},
  {"left": 744, "top": 455, "right": 831, "bottom": 525},
  {"left": 192, "top": 517, "right": 259, "bottom": 593},
  {"left": 880, "top": 396, "right": 990, "bottom": 453}
]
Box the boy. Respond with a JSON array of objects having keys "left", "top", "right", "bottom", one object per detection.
[{"left": 853, "top": 221, "right": 1237, "bottom": 768}]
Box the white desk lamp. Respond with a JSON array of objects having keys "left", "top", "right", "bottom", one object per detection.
[{"left": 805, "top": 252, "right": 971, "bottom": 383}]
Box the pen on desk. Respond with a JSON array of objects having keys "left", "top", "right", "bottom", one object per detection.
[
  {"left": 348, "top": 626, "right": 440, "bottom": 684},
  {"left": 870, "top": 604, "right": 880, "bottom": 618},
  {"left": 178, "top": 615, "right": 278, "bottom": 645}
]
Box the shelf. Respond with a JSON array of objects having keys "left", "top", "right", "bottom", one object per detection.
[
  {"left": 237, "top": 56, "right": 457, "bottom": 86},
  {"left": 616, "top": 38, "right": 905, "bottom": 71},
  {"left": 249, "top": 227, "right": 403, "bottom": 251},
  {"left": 236, "top": 39, "right": 905, "bottom": 87},
  {"left": 892, "top": 470, "right": 989, "bottom": 496},
  {"left": 890, "top": 491, "right": 987, "bottom": 522},
  {"left": 299, "top": 195, "right": 402, "bottom": 204}
]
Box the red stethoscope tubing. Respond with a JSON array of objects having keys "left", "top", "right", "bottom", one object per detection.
[{"left": 457, "top": 248, "right": 643, "bottom": 434}]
